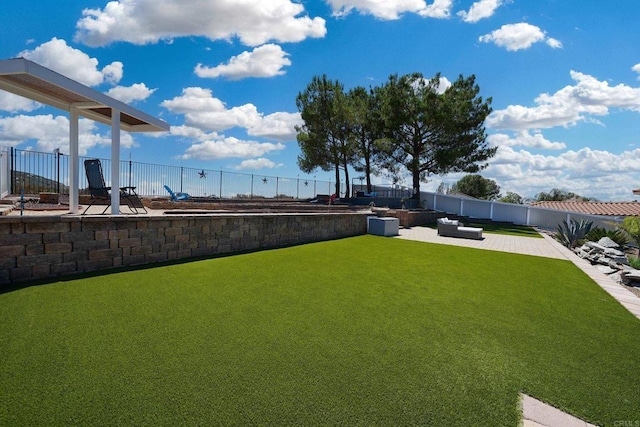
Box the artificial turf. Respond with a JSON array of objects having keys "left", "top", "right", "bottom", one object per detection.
[{"left": 1, "top": 235, "right": 639, "bottom": 426}]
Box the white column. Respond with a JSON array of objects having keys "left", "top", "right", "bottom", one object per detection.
[
  {"left": 69, "top": 107, "right": 79, "bottom": 214},
  {"left": 110, "top": 109, "right": 121, "bottom": 214}
]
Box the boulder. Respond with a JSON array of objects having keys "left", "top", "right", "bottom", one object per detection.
[
  {"left": 597, "top": 236, "right": 620, "bottom": 249},
  {"left": 585, "top": 241, "right": 606, "bottom": 252},
  {"left": 620, "top": 268, "right": 640, "bottom": 286}
]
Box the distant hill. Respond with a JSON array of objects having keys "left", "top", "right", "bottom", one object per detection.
[{"left": 12, "top": 171, "right": 69, "bottom": 194}]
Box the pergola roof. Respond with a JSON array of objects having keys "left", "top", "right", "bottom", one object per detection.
[
  {"left": 0, "top": 57, "right": 169, "bottom": 215},
  {"left": 0, "top": 57, "right": 169, "bottom": 132}
]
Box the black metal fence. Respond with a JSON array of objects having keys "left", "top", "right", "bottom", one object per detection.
[{"left": 9, "top": 148, "right": 339, "bottom": 199}]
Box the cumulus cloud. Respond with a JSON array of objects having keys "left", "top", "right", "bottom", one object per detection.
[
  {"left": 19, "top": 38, "right": 123, "bottom": 86},
  {"left": 195, "top": 44, "right": 291, "bottom": 80},
  {"left": 105, "top": 83, "right": 156, "bottom": 104},
  {"left": 0, "top": 114, "right": 135, "bottom": 154},
  {"left": 180, "top": 137, "right": 285, "bottom": 161},
  {"left": 0, "top": 92, "right": 40, "bottom": 113},
  {"left": 327, "top": 0, "right": 452, "bottom": 20},
  {"left": 482, "top": 145, "right": 640, "bottom": 200},
  {"left": 74, "top": 0, "right": 326, "bottom": 47},
  {"left": 247, "top": 112, "right": 302, "bottom": 140},
  {"left": 457, "top": 0, "right": 505, "bottom": 23},
  {"left": 633, "top": 63, "right": 640, "bottom": 79},
  {"left": 161, "top": 87, "right": 301, "bottom": 140},
  {"left": 488, "top": 131, "right": 566, "bottom": 150},
  {"left": 487, "top": 70, "right": 640, "bottom": 131},
  {"left": 233, "top": 158, "right": 284, "bottom": 170},
  {"left": 479, "top": 23, "right": 562, "bottom": 51}
]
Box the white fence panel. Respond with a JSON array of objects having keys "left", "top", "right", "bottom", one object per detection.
[
  {"left": 432, "top": 194, "right": 463, "bottom": 215},
  {"left": 421, "top": 191, "right": 621, "bottom": 230},
  {"left": 460, "top": 198, "right": 491, "bottom": 219},
  {"left": 492, "top": 202, "right": 529, "bottom": 224}
]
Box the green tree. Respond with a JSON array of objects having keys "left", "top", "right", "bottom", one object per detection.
[
  {"left": 347, "top": 86, "right": 383, "bottom": 193},
  {"left": 498, "top": 191, "right": 525, "bottom": 204},
  {"left": 296, "top": 75, "right": 356, "bottom": 197},
  {"left": 535, "top": 188, "right": 595, "bottom": 202},
  {"left": 451, "top": 174, "right": 500, "bottom": 200},
  {"left": 377, "top": 72, "right": 495, "bottom": 199}
]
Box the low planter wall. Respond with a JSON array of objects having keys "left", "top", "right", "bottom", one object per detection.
[
  {"left": 0, "top": 212, "right": 369, "bottom": 285},
  {"left": 393, "top": 210, "right": 448, "bottom": 227}
]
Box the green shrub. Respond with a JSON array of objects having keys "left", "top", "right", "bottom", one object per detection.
[
  {"left": 553, "top": 219, "right": 594, "bottom": 249},
  {"left": 617, "top": 216, "right": 640, "bottom": 248},
  {"left": 628, "top": 255, "right": 640, "bottom": 270},
  {"left": 584, "top": 227, "right": 630, "bottom": 247}
]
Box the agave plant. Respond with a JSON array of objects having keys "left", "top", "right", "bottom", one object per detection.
[
  {"left": 584, "top": 227, "right": 630, "bottom": 247},
  {"left": 553, "top": 219, "right": 593, "bottom": 249}
]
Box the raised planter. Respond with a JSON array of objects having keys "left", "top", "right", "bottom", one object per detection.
[{"left": 39, "top": 192, "right": 60, "bottom": 204}]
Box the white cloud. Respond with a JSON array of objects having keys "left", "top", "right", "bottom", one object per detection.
[
  {"left": 457, "top": 0, "right": 504, "bottom": 23},
  {"left": 0, "top": 92, "right": 40, "bottom": 113},
  {"left": 105, "top": 83, "right": 156, "bottom": 104},
  {"left": 482, "top": 145, "right": 640, "bottom": 200},
  {"left": 19, "top": 38, "right": 123, "bottom": 86},
  {"left": 180, "top": 137, "right": 285, "bottom": 161},
  {"left": 479, "top": 23, "right": 561, "bottom": 51},
  {"left": 233, "top": 158, "right": 283, "bottom": 170},
  {"left": 633, "top": 63, "right": 640, "bottom": 79},
  {"left": 74, "top": 0, "right": 327, "bottom": 47},
  {"left": 487, "top": 70, "right": 640, "bottom": 131},
  {"left": 195, "top": 44, "right": 291, "bottom": 80},
  {"left": 247, "top": 112, "right": 302, "bottom": 140},
  {"left": 419, "top": 0, "right": 453, "bottom": 18},
  {"left": 546, "top": 37, "right": 563, "bottom": 49},
  {"left": 0, "top": 114, "right": 135, "bottom": 154},
  {"left": 327, "top": 0, "right": 452, "bottom": 20},
  {"left": 161, "top": 87, "right": 300, "bottom": 140},
  {"left": 488, "top": 131, "right": 566, "bottom": 150}
]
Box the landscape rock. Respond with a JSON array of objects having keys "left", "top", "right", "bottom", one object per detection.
[
  {"left": 595, "top": 265, "right": 618, "bottom": 275},
  {"left": 598, "top": 237, "right": 620, "bottom": 249},
  {"left": 620, "top": 268, "right": 640, "bottom": 286},
  {"left": 585, "top": 241, "right": 606, "bottom": 252},
  {"left": 575, "top": 238, "right": 633, "bottom": 283}
]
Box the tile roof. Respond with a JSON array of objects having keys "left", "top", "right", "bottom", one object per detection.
[{"left": 530, "top": 201, "right": 640, "bottom": 217}]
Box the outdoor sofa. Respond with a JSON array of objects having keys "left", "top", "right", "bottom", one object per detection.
[{"left": 437, "top": 217, "right": 483, "bottom": 240}]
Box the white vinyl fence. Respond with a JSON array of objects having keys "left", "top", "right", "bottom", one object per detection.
[{"left": 421, "top": 191, "right": 621, "bottom": 230}]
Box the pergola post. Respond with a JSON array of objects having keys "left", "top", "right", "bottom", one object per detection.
[
  {"left": 69, "top": 107, "right": 79, "bottom": 214},
  {"left": 111, "top": 109, "right": 121, "bottom": 214}
]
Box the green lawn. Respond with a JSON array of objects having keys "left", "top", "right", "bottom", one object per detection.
[{"left": 1, "top": 236, "right": 639, "bottom": 426}]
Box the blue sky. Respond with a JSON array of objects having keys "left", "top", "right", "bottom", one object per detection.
[{"left": 1, "top": 0, "right": 640, "bottom": 200}]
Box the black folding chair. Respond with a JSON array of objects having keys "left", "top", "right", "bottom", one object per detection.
[{"left": 82, "top": 159, "right": 147, "bottom": 214}]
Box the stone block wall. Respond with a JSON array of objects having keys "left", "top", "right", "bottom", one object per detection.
[{"left": 0, "top": 213, "right": 368, "bottom": 285}]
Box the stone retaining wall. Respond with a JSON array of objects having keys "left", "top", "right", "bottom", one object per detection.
[{"left": 0, "top": 213, "right": 368, "bottom": 285}]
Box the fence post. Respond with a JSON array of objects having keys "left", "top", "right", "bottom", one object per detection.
[
  {"left": 219, "top": 170, "right": 223, "bottom": 198},
  {"left": 180, "top": 166, "right": 184, "bottom": 193}
]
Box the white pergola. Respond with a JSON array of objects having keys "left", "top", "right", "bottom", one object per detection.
[{"left": 0, "top": 58, "right": 170, "bottom": 214}]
